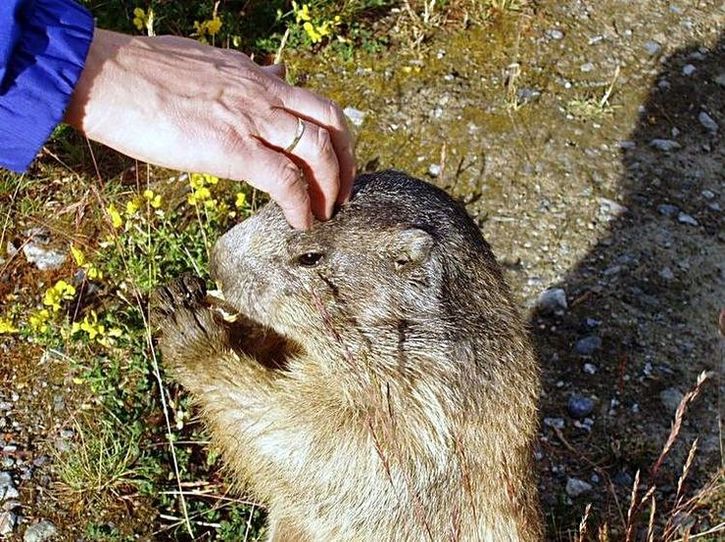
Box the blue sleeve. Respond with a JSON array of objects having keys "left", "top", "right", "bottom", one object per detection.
[{"left": 0, "top": 0, "right": 94, "bottom": 172}]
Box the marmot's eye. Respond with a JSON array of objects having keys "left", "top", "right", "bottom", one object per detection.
[{"left": 296, "top": 252, "right": 324, "bottom": 267}]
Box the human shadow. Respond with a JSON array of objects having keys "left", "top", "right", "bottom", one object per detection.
[{"left": 530, "top": 34, "right": 723, "bottom": 538}]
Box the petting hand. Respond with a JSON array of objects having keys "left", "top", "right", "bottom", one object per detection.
[{"left": 65, "top": 29, "right": 356, "bottom": 229}]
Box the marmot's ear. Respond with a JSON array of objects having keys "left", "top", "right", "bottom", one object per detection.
[{"left": 383, "top": 228, "right": 434, "bottom": 270}]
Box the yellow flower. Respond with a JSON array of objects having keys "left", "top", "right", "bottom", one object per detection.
[
  {"left": 143, "top": 189, "right": 163, "bottom": 209},
  {"left": 29, "top": 309, "right": 50, "bottom": 334},
  {"left": 70, "top": 244, "right": 86, "bottom": 267},
  {"left": 0, "top": 317, "right": 18, "bottom": 334},
  {"left": 126, "top": 197, "right": 141, "bottom": 216},
  {"left": 71, "top": 311, "right": 105, "bottom": 340},
  {"left": 294, "top": 2, "right": 312, "bottom": 23},
  {"left": 133, "top": 7, "right": 145, "bottom": 30},
  {"left": 235, "top": 192, "right": 247, "bottom": 209},
  {"left": 206, "top": 17, "right": 222, "bottom": 36},
  {"left": 303, "top": 22, "right": 322, "bottom": 43},
  {"left": 43, "top": 280, "right": 76, "bottom": 312},
  {"left": 133, "top": 7, "right": 154, "bottom": 34},
  {"left": 107, "top": 204, "right": 123, "bottom": 229}
]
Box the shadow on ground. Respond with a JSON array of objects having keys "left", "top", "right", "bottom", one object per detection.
[{"left": 530, "top": 34, "right": 723, "bottom": 538}]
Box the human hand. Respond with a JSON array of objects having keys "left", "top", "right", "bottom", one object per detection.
[{"left": 65, "top": 29, "right": 356, "bottom": 229}]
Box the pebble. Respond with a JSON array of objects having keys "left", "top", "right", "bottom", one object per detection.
[
  {"left": 427, "top": 164, "right": 441, "bottom": 177},
  {"left": 543, "top": 417, "right": 565, "bottom": 430},
  {"left": 547, "top": 29, "right": 564, "bottom": 40},
  {"left": 701, "top": 190, "right": 715, "bottom": 199},
  {"left": 659, "top": 267, "right": 675, "bottom": 280},
  {"left": 660, "top": 387, "right": 684, "bottom": 413},
  {"left": 21, "top": 228, "right": 67, "bottom": 271},
  {"left": 598, "top": 198, "right": 628, "bottom": 216},
  {"left": 342, "top": 106, "right": 366, "bottom": 127},
  {"left": 643, "top": 40, "right": 662, "bottom": 55},
  {"left": 568, "top": 395, "right": 595, "bottom": 419},
  {"left": 0, "top": 472, "right": 19, "bottom": 501},
  {"left": 0, "top": 511, "right": 16, "bottom": 536},
  {"left": 650, "top": 139, "right": 681, "bottom": 152},
  {"left": 682, "top": 64, "right": 696, "bottom": 76},
  {"left": 580, "top": 62, "right": 594, "bottom": 73},
  {"left": 574, "top": 335, "right": 602, "bottom": 356},
  {"left": 614, "top": 471, "right": 634, "bottom": 487},
  {"left": 715, "top": 73, "right": 725, "bottom": 87},
  {"left": 536, "top": 288, "right": 567, "bottom": 314},
  {"left": 677, "top": 212, "right": 699, "bottom": 226},
  {"left": 657, "top": 203, "right": 679, "bottom": 216},
  {"left": 23, "top": 520, "right": 57, "bottom": 542},
  {"left": 566, "top": 477, "right": 593, "bottom": 498},
  {"left": 698, "top": 111, "right": 718, "bottom": 132}
]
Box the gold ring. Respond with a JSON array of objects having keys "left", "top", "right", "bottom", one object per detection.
[{"left": 284, "top": 118, "right": 306, "bottom": 153}]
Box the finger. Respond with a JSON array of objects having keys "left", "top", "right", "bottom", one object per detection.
[
  {"left": 257, "top": 108, "right": 340, "bottom": 220},
  {"left": 261, "top": 63, "right": 286, "bottom": 80},
  {"left": 276, "top": 86, "right": 356, "bottom": 205},
  {"left": 224, "top": 142, "right": 312, "bottom": 230}
]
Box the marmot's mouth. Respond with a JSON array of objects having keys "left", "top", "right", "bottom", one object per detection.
[{"left": 205, "top": 289, "right": 240, "bottom": 323}]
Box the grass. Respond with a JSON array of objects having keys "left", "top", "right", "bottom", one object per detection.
[{"left": 566, "top": 65, "right": 622, "bottom": 121}]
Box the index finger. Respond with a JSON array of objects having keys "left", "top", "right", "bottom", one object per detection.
[{"left": 277, "top": 86, "right": 356, "bottom": 206}]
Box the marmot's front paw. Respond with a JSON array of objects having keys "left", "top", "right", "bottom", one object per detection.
[{"left": 151, "top": 275, "right": 229, "bottom": 366}]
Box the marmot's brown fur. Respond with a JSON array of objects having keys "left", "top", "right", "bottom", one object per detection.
[{"left": 153, "top": 171, "right": 542, "bottom": 541}]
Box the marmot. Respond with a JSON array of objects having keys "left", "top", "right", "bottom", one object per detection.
[{"left": 153, "top": 170, "right": 543, "bottom": 541}]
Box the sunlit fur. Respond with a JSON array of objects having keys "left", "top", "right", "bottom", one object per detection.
[{"left": 154, "top": 171, "right": 543, "bottom": 541}]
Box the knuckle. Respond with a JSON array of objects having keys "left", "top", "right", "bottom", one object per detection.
[{"left": 313, "top": 126, "right": 333, "bottom": 153}]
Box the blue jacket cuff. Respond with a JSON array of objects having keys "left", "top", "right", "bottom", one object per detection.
[{"left": 0, "top": 0, "right": 94, "bottom": 172}]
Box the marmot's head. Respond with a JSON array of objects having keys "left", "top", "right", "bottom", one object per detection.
[{"left": 211, "top": 171, "right": 511, "bottom": 362}]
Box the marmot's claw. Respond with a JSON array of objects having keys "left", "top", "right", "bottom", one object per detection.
[{"left": 152, "top": 275, "right": 228, "bottom": 364}]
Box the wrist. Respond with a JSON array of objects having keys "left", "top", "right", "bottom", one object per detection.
[{"left": 64, "top": 29, "right": 133, "bottom": 134}]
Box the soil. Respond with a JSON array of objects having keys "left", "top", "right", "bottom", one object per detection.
[{"left": 1, "top": 0, "right": 722, "bottom": 540}]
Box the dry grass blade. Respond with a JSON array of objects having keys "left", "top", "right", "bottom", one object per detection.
[
  {"left": 624, "top": 469, "right": 641, "bottom": 542},
  {"left": 577, "top": 503, "right": 592, "bottom": 542},
  {"left": 646, "top": 495, "right": 656, "bottom": 542},
  {"left": 651, "top": 371, "right": 712, "bottom": 479}
]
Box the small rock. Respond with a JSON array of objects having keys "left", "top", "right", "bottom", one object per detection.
[
  {"left": 657, "top": 203, "right": 679, "bottom": 216},
  {"left": 0, "top": 472, "right": 19, "bottom": 501},
  {"left": 547, "top": 29, "right": 564, "bottom": 40},
  {"left": 575, "top": 336, "right": 602, "bottom": 356},
  {"left": 701, "top": 190, "right": 715, "bottom": 199},
  {"left": 0, "top": 511, "right": 16, "bottom": 536},
  {"left": 660, "top": 387, "right": 684, "bottom": 413},
  {"left": 543, "top": 417, "right": 565, "bottom": 430},
  {"left": 618, "top": 140, "right": 636, "bottom": 149},
  {"left": 650, "top": 139, "right": 681, "bottom": 152},
  {"left": 715, "top": 73, "right": 725, "bottom": 87},
  {"left": 598, "top": 198, "right": 628, "bottom": 216},
  {"left": 643, "top": 40, "right": 662, "bottom": 56},
  {"left": 566, "top": 477, "right": 593, "bottom": 498},
  {"left": 677, "top": 212, "right": 698, "bottom": 226},
  {"left": 613, "top": 471, "right": 634, "bottom": 487},
  {"left": 583, "top": 363, "right": 597, "bottom": 375},
  {"left": 427, "top": 164, "right": 441, "bottom": 177},
  {"left": 682, "top": 64, "right": 696, "bottom": 76},
  {"left": 580, "top": 62, "right": 594, "bottom": 73},
  {"left": 568, "top": 395, "right": 595, "bottom": 419},
  {"left": 659, "top": 267, "right": 675, "bottom": 280},
  {"left": 536, "top": 288, "right": 567, "bottom": 314},
  {"left": 342, "top": 107, "right": 366, "bottom": 127},
  {"left": 698, "top": 111, "right": 718, "bottom": 132},
  {"left": 585, "top": 318, "right": 600, "bottom": 328},
  {"left": 23, "top": 520, "right": 57, "bottom": 542}
]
